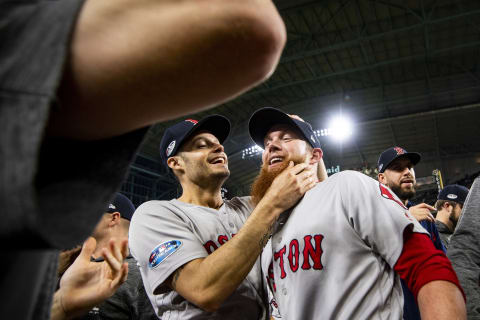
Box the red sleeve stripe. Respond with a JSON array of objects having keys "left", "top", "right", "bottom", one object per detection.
[{"left": 394, "top": 232, "right": 466, "bottom": 301}]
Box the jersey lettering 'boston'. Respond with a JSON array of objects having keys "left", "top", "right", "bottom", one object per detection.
[
  {"left": 273, "top": 234, "right": 324, "bottom": 279},
  {"left": 203, "top": 233, "right": 237, "bottom": 254}
]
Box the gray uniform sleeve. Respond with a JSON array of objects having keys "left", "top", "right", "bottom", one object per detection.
[
  {"left": 338, "top": 171, "right": 428, "bottom": 267},
  {"left": 447, "top": 177, "right": 480, "bottom": 319},
  {"left": 129, "top": 201, "right": 209, "bottom": 295}
]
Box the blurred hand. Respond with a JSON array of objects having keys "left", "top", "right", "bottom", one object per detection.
[
  {"left": 409, "top": 203, "right": 436, "bottom": 222},
  {"left": 56, "top": 237, "right": 128, "bottom": 319}
]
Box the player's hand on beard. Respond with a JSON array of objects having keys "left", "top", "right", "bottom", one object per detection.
[
  {"left": 262, "top": 161, "right": 316, "bottom": 212},
  {"left": 408, "top": 203, "right": 436, "bottom": 222}
]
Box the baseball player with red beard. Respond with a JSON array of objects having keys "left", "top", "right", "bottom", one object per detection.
[{"left": 249, "top": 107, "right": 466, "bottom": 320}]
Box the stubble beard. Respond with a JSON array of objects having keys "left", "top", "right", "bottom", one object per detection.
[
  {"left": 206, "top": 168, "right": 230, "bottom": 188},
  {"left": 389, "top": 182, "right": 416, "bottom": 202},
  {"left": 186, "top": 159, "right": 230, "bottom": 188},
  {"left": 250, "top": 154, "right": 307, "bottom": 206}
]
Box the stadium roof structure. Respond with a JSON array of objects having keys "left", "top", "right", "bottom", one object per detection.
[{"left": 127, "top": 0, "right": 480, "bottom": 202}]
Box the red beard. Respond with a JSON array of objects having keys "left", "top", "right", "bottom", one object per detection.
[{"left": 250, "top": 154, "right": 307, "bottom": 206}]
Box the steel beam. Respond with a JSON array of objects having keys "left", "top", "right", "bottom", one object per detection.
[
  {"left": 280, "top": 10, "right": 480, "bottom": 63},
  {"left": 245, "top": 40, "right": 480, "bottom": 98}
]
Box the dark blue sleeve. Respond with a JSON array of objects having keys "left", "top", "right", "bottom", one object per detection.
[{"left": 420, "top": 221, "right": 446, "bottom": 253}]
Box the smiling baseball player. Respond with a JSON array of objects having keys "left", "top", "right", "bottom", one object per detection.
[{"left": 249, "top": 107, "right": 466, "bottom": 320}]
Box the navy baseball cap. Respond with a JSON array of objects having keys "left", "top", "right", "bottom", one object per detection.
[
  {"left": 159, "top": 115, "right": 230, "bottom": 165},
  {"left": 248, "top": 107, "right": 321, "bottom": 149},
  {"left": 106, "top": 193, "right": 135, "bottom": 221},
  {"left": 377, "top": 147, "right": 421, "bottom": 173},
  {"left": 438, "top": 184, "right": 470, "bottom": 204}
]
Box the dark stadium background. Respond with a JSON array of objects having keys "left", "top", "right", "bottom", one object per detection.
[{"left": 121, "top": 0, "right": 480, "bottom": 207}]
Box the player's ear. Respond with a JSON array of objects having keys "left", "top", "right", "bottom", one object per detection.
[
  {"left": 378, "top": 172, "right": 386, "bottom": 184},
  {"left": 309, "top": 148, "right": 323, "bottom": 164},
  {"left": 444, "top": 202, "right": 452, "bottom": 211},
  {"left": 167, "top": 156, "right": 183, "bottom": 171},
  {"left": 108, "top": 212, "right": 121, "bottom": 227}
]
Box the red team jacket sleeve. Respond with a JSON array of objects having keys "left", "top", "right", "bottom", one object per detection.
[{"left": 394, "top": 230, "right": 466, "bottom": 301}]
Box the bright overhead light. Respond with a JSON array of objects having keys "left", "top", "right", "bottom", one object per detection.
[
  {"left": 328, "top": 115, "right": 353, "bottom": 142},
  {"left": 241, "top": 144, "right": 263, "bottom": 159}
]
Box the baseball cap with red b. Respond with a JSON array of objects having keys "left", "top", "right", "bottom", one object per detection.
[
  {"left": 159, "top": 115, "right": 230, "bottom": 166},
  {"left": 377, "top": 147, "right": 421, "bottom": 173}
]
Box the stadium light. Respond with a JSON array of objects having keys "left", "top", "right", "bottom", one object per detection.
[
  {"left": 241, "top": 144, "right": 263, "bottom": 159},
  {"left": 328, "top": 115, "right": 353, "bottom": 142}
]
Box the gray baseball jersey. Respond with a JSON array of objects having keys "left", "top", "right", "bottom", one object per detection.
[
  {"left": 129, "top": 197, "right": 268, "bottom": 320},
  {"left": 261, "top": 171, "right": 428, "bottom": 320}
]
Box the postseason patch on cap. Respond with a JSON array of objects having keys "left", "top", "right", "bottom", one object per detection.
[
  {"left": 149, "top": 240, "right": 182, "bottom": 269},
  {"left": 447, "top": 193, "right": 458, "bottom": 199},
  {"left": 166, "top": 140, "right": 176, "bottom": 157}
]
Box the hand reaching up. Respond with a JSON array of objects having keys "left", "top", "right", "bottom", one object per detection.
[{"left": 51, "top": 237, "right": 128, "bottom": 320}]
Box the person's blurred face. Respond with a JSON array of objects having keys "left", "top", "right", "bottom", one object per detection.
[
  {"left": 378, "top": 157, "right": 416, "bottom": 201},
  {"left": 91, "top": 213, "right": 110, "bottom": 240}
]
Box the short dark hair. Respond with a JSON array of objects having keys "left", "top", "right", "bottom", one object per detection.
[{"left": 435, "top": 200, "right": 461, "bottom": 211}]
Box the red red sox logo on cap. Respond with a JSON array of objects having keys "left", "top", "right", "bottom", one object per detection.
[
  {"left": 185, "top": 119, "right": 198, "bottom": 125},
  {"left": 394, "top": 147, "right": 406, "bottom": 155}
]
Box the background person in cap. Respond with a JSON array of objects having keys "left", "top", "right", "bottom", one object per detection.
[
  {"left": 435, "top": 184, "right": 470, "bottom": 249},
  {"left": 249, "top": 107, "right": 465, "bottom": 320},
  {"left": 90, "top": 193, "right": 136, "bottom": 258},
  {"left": 56, "top": 193, "right": 137, "bottom": 279},
  {"left": 377, "top": 146, "right": 446, "bottom": 320},
  {"left": 376, "top": 147, "right": 445, "bottom": 251},
  {"left": 70, "top": 193, "right": 157, "bottom": 320},
  {"left": 377, "top": 147, "right": 439, "bottom": 223},
  {"left": 129, "top": 115, "right": 315, "bottom": 319}
]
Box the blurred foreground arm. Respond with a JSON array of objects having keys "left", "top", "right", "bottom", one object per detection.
[
  {"left": 49, "top": 0, "right": 287, "bottom": 140},
  {"left": 51, "top": 237, "right": 128, "bottom": 320}
]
